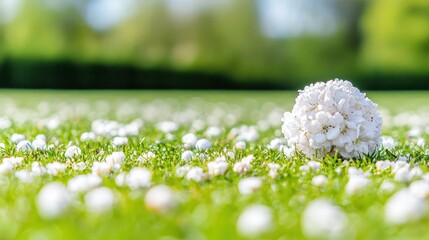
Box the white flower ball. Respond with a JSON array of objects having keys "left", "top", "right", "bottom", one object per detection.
[{"left": 282, "top": 79, "right": 382, "bottom": 159}]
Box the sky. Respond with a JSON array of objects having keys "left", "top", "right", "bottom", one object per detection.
[
  {"left": 83, "top": 0, "right": 137, "bottom": 31},
  {"left": 0, "top": 0, "right": 21, "bottom": 24},
  {"left": 257, "top": 0, "right": 339, "bottom": 38}
]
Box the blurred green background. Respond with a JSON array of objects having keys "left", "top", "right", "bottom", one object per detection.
[{"left": 0, "top": 0, "right": 428, "bottom": 89}]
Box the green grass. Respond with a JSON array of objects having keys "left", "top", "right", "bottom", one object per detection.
[{"left": 0, "top": 90, "right": 428, "bottom": 240}]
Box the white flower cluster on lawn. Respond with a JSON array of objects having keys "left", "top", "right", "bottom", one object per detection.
[
  {"left": 1, "top": 86, "right": 429, "bottom": 238},
  {"left": 282, "top": 79, "right": 382, "bottom": 158}
]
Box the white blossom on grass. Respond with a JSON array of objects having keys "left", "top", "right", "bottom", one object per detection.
[
  {"left": 381, "top": 136, "right": 396, "bottom": 149},
  {"left": 182, "top": 133, "right": 198, "bottom": 148},
  {"left": 46, "top": 162, "right": 67, "bottom": 176},
  {"left": 195, "top": 139, "right": 212, "bottom": 151},
  {"left": 397, "top": 155, "right": 410, "bottom": 162},
  {"left": 11, "top": 134, "right": 25, "bottom": 144},
  {"left": 0, "top": 118, "right": 11, "bottom": 129},
  {"left": 422, "top": 173, "right": 429, "bottom": 182},
  {"left": 392, "top": 161, "right": 409, "bottom": 173},
  {"left": 346, "top": 175, "right": 370, "bottom": 195},
  {"left": 376, "top": 160, "right": 393, "bottom": 171},
  {"left": 32, "top": 139, "right": 46, "bottom": 151},
  {"left": 125, "top": 168, "right": 152, "bottom": 189},
  {"left": 17, "top": 140, "right": 34, "bottom": 151},
  {"left": 233, "top": 126, "right": 259, "bottom": 142},
  {"left": 312, "top": 175, "right": 328, "bottom": 187},
  {"left": 302, "top": 199, "right": 347, "bottom": 238},
  {"left": 80, "top": 132, "right": 96, "bottom": 141},
  {"left": 72, "top": 162, "right": 86, "bottom": 171},
  {"left": 268, "top": 138, "right": 286, "bottom": 151},
  {"left": 31, "top": 162, "right": 47, "bottom": 176},
  {"left": 92, "top": 162, "right": 113, "bottom": 176},
  {"left": 112, "top": 136, "right": 128, "bottom": 146},
  {"left": 36, "top": 182, "right": 72, "bottom": 219},
  {"left": 191, "top": 119, "right": 205, "bottom": 131},
  {"left": 0, "top": 163, "right": 13, "bottom": 175},
  {"left": 15, "top": 170, "right": 33, "bottom": 183},
  {"left": 175, "top": 165, "right": 191, "bottom": 177},
  {"left": 282, "top": 79, "right": 382, "bottom": 159},
  {"left": 394, "top": 167, "right": 411, "bottom": 183},
  {"left": 409, "top": 180, "right": 429, "bottom": 199},
  {"left": 205, "top": 126, "right": 222, "bottom": 137},
  {"left": 145, "top": 185, "right": 175, "bottom": 213},
  {"left": 380, "top": 180, "right": 395, "bottom": 192},
  {"left": 181, "top": 150, "right": 194, "bottom": 162},
  {"left": 410, "top": 167, "right": 423, "bottom": 180},
  {"left": 138, "top": 151, "right": 156, "bottom": 163},
  {"left": 35, "top": 134, "right": 46, "bottom": 140},
  {"left": 307, "top": 161, "right": 321, "bottom": 171},
  {"left": 114, "top": 173, "right": 126, "bottom": 187},
  {"left": 198, "top": 153, "right": 210, "bottom": 161},
  {"left": 68, "top": 174, "right": 103, "bottom": 193},
  {"left": 85, "top": 187, "right": 115, "bottom": 213},
  {"left": 238, "top": 177, "right": 262, "bottom": 195},
  {"left": 157, "top": 121, "right": 179, "bottom": 133},
  {"left": 300, "top": 161, "right": 321, "bottom": 174},
  {"left": 3, "top": 157, "right": 23, "bottom": 168},
  {"left": 267, "top": 163, "right": 280, "bottom": 178},
  {"left": 407, "top": 127, "right": 422, "bottom": 138},
  {"left": 283, "top": 145, "right": 295, "bottom": 157},
  {"left": 65, "top": 146, "right": 82, "bottom": 158},
  {"left": 416, "top": 138, "right": 426, "bottom": 147},
  {"left": 234, "top": 141, "right": 246, "bottom": 150},
  {"left": 207, "top": 157, "right": 228, "bottom": 176},
  {"left": 186, "top": 167, "right": 205, "bottom": 182},
  {"left": 105, "top": 151, "right": 125, "bottom": 170},
  {"left": 233, "top": 161, "right": 251, "bottom": 174},
  {"left": 233, "top": 155, "right": 254, "bottom": 174},
  {"left": 385, "top": 189, "right": 426, "bottom": 225},
  {"left": 347, "top": 167, "right": 364, "bottom": 177},
  {"left": 237, "top": 205, "right": 272, "bottom": 237}
]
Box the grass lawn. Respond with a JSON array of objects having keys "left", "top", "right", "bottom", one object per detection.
[{"left": 0, "top": 90, "right": 428, "bottom": 240}]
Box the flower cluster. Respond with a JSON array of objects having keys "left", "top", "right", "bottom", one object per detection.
[{"left": 282, "top": 79, "right": 382, "bottom": 158}]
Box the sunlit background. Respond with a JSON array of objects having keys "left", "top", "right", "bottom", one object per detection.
[{"left": 0, "top": 0, "right": 428, "bottom": 89}]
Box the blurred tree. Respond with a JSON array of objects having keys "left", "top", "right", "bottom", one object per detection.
[
  {"left": 4, "top": 0, "right": 426, "bottom": 89},
  {"left": 360, "top": 0, "right": 429, "bottom": 74},
  {"left": 3, "top": 0, "right": 70, "bottom": 59}
]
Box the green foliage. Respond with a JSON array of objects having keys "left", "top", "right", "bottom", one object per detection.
[
  {"left": 1, "top": 0, "right": 428, "bottom": 88},
  {"left": 360, "top": 0, "right": 429, "bottom": 74},
  {"left": 0, "top": 0, "right": 360, "bottom": 88}
]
